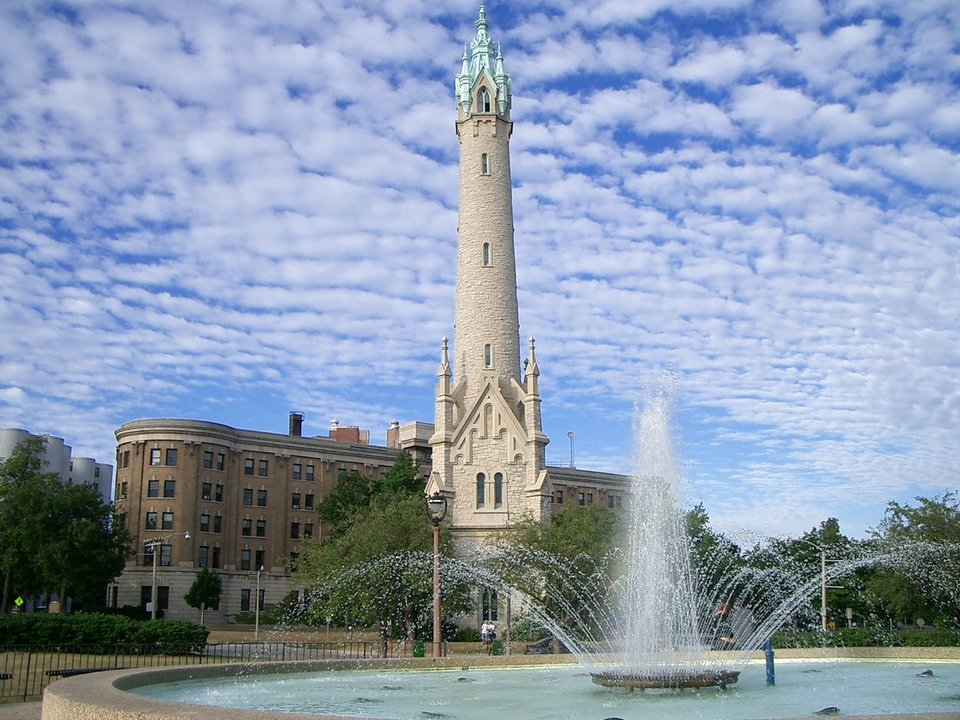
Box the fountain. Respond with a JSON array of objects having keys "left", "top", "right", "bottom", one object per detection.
[{"left": 41, "top": 379, "right": 960, "bottom": 719}]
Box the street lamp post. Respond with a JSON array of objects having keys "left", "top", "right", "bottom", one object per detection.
[
  {"left": 254, "top": 565, "right": 265, "bottom": 642},
  {"left": 426, "top": 492, "right": 448, "bottom": 658},
  {"left": 144, "top": 532, "right": 191, "bottom": 621},
  {"left": 797, "top": 539, "right": 839, "bottom": 632}
]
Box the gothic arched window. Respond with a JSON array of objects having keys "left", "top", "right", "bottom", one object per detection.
[
  {"left": 494, "top": 472, "right": 503, "bottom": 508},
  {"left": 476, "top": 473, "right": 486, "bottom": 507},
  {"left": 477, "top": 87, "right": 491, "bottom": 113}
]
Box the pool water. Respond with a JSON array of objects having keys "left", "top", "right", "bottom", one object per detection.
[{"left": 134, "top": 660, "right": 960, "bottom": 720}]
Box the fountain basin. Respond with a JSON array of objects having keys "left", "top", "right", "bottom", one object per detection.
[
  {"left": 591, "top": 667, "right": 740, "bottom": 691},
  {"left": 41, "top": 651, "right": 960, "bottom": 720}
]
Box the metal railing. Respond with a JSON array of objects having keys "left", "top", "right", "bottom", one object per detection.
[{"left": 0, "top": 641, "right": 389, "bottom": 702}]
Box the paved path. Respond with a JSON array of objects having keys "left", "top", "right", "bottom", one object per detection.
[{"left": 0, "top": 702, "right": 41, "bottom": 720}]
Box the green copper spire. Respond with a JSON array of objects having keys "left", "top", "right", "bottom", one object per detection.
[{"left": 455, "top": 4, "right": 511, "bottom": 118}]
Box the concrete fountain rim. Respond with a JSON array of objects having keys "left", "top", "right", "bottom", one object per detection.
[{"left": 40, "top": 650, "right": 960, "bottom": 720}]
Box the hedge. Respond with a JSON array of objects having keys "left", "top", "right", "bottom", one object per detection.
[
  {"left": 0, "top": 612, "right": 208, "bottom": 653},
  {"left": 772, "top": 626, "right": 960, "bottom": 649}
]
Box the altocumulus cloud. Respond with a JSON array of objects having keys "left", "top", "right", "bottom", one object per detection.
[{"left": 0, "top": 0, "right": 957, "bottom": 538}]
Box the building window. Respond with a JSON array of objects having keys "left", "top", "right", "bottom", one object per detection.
[
  {"left": 482, "top": 588, "right": 498, "bottom": 621},
  {"left": 554, "top": 488, "right": 563, "bottom": 504},
  {"left": 477, "top": 87, "right": 491, "bottom": 113},
  {"left": 213, "top": 515, "right": 222, "bottom": 533},
  {"left": 476, "top": 473, "right": 485, "bottom": 508},
  {"left": 258, "top": 460, "right": 268, "bottom": 477},
  {"left": 240, "top": 549, "right": 251, "bottom": 571},
  {"left": 120, "top": 481, "right": 128, "bottom": 499},
  {"left": 216, "top": 453, "right": 225, "bottom": 471},
  {"left": 243, "top": 488, "right": 253, "bottom": 506},
  {"left": 165, "top": 448, "right": 177, "bottom": 466},
  {"left": 304, "top": 493, "right": 314, "bottom": 511},
  {"left": 161, "top": 511, "right": 173, "bottom": 530},
  {"left": 292, "top": 463, "right": 301, "bottom": 481},
  {"left": 198, "top": 545, "right": 208, "bottom": 568},
  {"left": 484, "top": 344, "right": 492, "bottom": 368},
  {"left": 290, "top": 522, "right": 300, "bottom": 539},
  {"left": 142, "top": 585, "right": 169, "bottom": 611},
  {"left": 159, "top": 544, "right": 172, "bottom": 567},
  {"left": 257, "top": 489, "right": 267, "bottom": 507},
  {"left": 241, "top": 519, "right": 252, "bottom": 536},
  {"left": 240, "top": 588, "right": 251, "bottom": 612},
  {"left": 255, "top": 549, "right": 265, "bottom": 569},
  {"left": 121, "top": 450, "right": 130, "bottom": 468},
  {"left": 481, "top": 153, "right": 489, "bottom": 175},
  {"left": 147, "top": 479, "right": 159, "bottom": 497},
  {"left": 578, "top": 492, "right": 585, "bottom": 506},
  {"left": 244, "top": 459, "right": 254, "bottom": 476},
  {"left": 150, "top": 449, "right": 161, "bottom": 466},
  {"left": 587, "top": 492, "right": 593, "bottom": 506},
  {"left": 201, "top": 482, "right": 212, "bottom": 501},
  {"left": 202, "top": 451, "right": 213, "bottom": 469},
  {"left": 304, "top": 522, "right": 314, "bottom": 538},
  {"left": 215, "top": 484, "right": 224, "bottom": 502},
  {"left": 163, "top": 480, "right": 176, "bottom": 498},
  {"left": 145, "top": 512, "right": 157, "bottom": 530},
  {"left": 482, "top": 242, "right": 490, "bottom": 266},
  {"left": 494, "top": 472, "right": 503, "bottom": 508},
  {"left": 608, "top": 494, "right": 614, "bottom": 508},
  {"left": 212, "top": 546, "right": 221, "bottom": 568},
  {"left": 200, "top": 513, "right": 210, "bottom": 532},
  {"left": 305, "top": 464, "right": 315, "bottom": 481},
  {"left": 291, "top": 492, "right": 301, "bottom": 510},
  {"left": 256, "top": 519, "right": 266, "bottom": 537}
]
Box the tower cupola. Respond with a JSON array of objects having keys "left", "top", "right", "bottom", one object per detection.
[{"left": 456, "top": 3, "right": 512, "bottom": 120}]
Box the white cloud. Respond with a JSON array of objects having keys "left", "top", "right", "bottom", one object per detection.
[{"left": 0, "top": 0, "right": 957, "bottom": 540}]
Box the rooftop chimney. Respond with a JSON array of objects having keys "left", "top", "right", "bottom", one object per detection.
[{"left": 289, "top": 412, "right": 304, "bottom": 437}]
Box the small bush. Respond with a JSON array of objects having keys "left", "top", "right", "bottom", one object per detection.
[
  {"left": 509, "top": 615, "right": 548, "bottom": 642},
  {"left": 453, "top": 627, "right": 481, "bottom": 642}
]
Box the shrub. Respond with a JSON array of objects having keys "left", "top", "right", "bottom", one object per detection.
[
  {"left": 0, "top": 613, "right": 208, "bottom": 654},
  {"left": 509, "top": 615, "right": 549, "bottom": 642},
  {"left": 129, "top": 620, "right": 209, "bottom": 654},
  {"left": 453, "top": 627, "right": 481, "bottom": 642}
]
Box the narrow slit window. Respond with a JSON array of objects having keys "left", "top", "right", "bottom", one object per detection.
[
  {"left": 476, "top": 473, "right": 486, "bottom": 507},
  {"left": 484, "top": 343, "right": 493, "bottom": 368},
  {"left": 494, "top": 472, "right": 503, "bottom": 508},
  {"left": 482, "top": 242, "right": 491, "bottom": 266},
  {"left": 481, "top": 153, "right": 489, "bottom": 174}
]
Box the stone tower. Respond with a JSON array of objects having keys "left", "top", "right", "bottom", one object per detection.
[{"left": 427, "top": 4, "right": 551, "bottom": 549}]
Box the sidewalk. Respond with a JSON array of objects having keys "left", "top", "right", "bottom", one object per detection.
[{"left": 0, "top": 702, "right": 40, "bottom": 720}]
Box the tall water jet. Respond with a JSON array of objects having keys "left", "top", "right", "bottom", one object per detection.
[{"left": 588, "top": 375, "right": 738, "bottom": 689}]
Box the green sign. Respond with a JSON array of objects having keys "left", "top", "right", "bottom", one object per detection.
[{"left": 14, "top": 596, "right": 24, "bottom": 607}]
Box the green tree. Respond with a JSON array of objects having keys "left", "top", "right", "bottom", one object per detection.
[
  {"left": 0, "top": 437, "right": 130, "bottom": 612},
  {"left": 38, "top": 481, "right": 131, "bottom": 608},
  {"left": 866, "top": 493, "right": 960, "bottom": 626},
  {"left": 0, "top": 437, "right": 55, "bottom": 611},
  {"left": 184, "top": 568, "right": 223, "bottom": 625},
  {"left": 685, "top": 503, "right": 743, "bottom": 592},
  {"left": 500, "top": 505, "right": 622, "bottom": 639},
  {"left": 315, "top": 469, "right": 375, "bottom": 536},
  {"left": 293, "top": 455, "right": 467, "bottom": 643}
]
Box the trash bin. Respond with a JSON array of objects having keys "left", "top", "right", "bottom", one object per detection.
[
  {"left": 412, "top": 640, "right": 425, "bottom": 657},
  {"left": 492, "top": 641, "right": 504, "bottom": 656}
]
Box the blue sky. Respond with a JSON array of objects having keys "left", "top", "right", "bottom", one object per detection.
[{"left": 1, "top": 0, "right": 957, "bottom": 538}]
